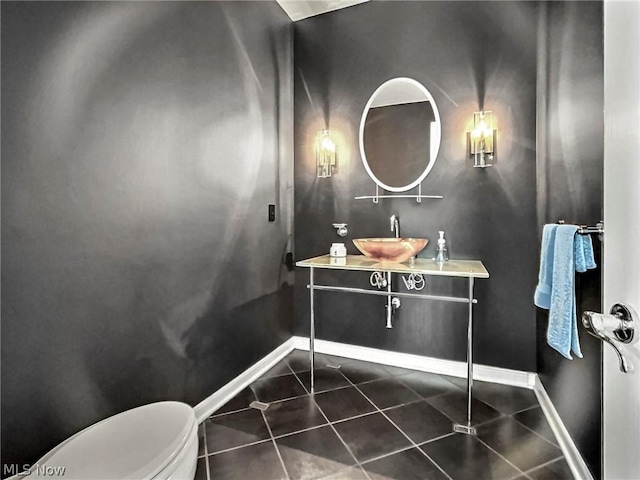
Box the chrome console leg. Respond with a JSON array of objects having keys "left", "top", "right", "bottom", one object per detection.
[
  {"left": 454, "top": 276, "right": 477, "bottom": 435},
  {"left": 386, "top": 271, "right": 393, "bottom": 328},
  {"left": 309, "top": 267, "right": 315, "bottom": 394}
]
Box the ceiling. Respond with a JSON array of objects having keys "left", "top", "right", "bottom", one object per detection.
[{"left": 275, "top": 0, "right": 369, "bottom": 21}]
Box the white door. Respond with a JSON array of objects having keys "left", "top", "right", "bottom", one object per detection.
[{"left": 603, "top": 1, "right": 640, "bottom": 479}]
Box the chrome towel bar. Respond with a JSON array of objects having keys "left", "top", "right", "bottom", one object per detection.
[{"left": 558, "top": 220, "right": 604, "bottom": 237}]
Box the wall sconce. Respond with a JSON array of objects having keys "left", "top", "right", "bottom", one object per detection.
[
  {"left": 316, "top": 129, "right": 336, "bottom": 178},
  {"left": 469, "top": 111, "right": 495, "bottom": 168}
]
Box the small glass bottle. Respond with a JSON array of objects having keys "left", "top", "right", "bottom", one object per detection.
[{"left": 434, "top": 231, "right": 449, "bottom": 262}]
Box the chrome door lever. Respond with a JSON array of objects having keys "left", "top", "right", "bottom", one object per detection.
[{"left": 582, "top": 303, "right": 637, "bottom": 373}]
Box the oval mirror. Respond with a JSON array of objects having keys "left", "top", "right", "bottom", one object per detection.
[{"left": 359, "top": 77, "right": 441, "bottom": 192}]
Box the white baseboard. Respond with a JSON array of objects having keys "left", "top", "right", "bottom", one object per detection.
[
  {"left": 193, "top": 335, "right": 590, "bottom": 479},
  {"left": 533, "top": 376, "right": 594, "bottom": 480},
  {"left": 193, "top": 335, "right": 535, "bottom": 423},
  {"left": 193, "top": 338, "right": 296, "bottom": 423},
  {"left": 292, "top": 336, "right": 536, "bottom": 389}
]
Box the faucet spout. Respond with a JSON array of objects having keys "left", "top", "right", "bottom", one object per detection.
[{"left": 390, "top": 215, "right": 399, "bottom": 238}]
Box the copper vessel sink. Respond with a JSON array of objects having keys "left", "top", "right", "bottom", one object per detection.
[{"left": 352, "top": 238, "right": 428, "bottom": 263}]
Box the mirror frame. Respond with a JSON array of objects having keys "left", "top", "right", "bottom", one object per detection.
[{"left": 358, "top": 77, "right": 441, "bottom": 193}]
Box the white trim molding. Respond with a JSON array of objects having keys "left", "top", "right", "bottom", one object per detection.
[
  {"left": 292, "top": 336, "right": 536, "bottom": 389},
  {"left": 533, "top": 376, "right": 595, "bottom": 480},
  {"left": 194, "top": 335, "right": 591, "bottom": 480},
  {"left": 193, "top": 338, "right": 296, "bottom": 423},
  {"left": 193, "top": 336, "right": 536, "bottom": 423}
]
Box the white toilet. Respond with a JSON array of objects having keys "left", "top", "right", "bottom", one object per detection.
[{"left": 22, "top": 401, "right": 198, "bottom": 480}]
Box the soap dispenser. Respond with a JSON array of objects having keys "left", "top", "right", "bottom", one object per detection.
[{"left": 434, "top": 231, "right": 449, "bottom": 263}]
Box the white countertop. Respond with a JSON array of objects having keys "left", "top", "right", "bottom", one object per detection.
[{"left": 296, "top": 255, "right": 489, "bottom": 278}]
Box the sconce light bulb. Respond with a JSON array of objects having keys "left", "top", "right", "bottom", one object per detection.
[
  {"left": 470, "top": 110, "right": 495, "bottom": 167},
  {"left": 316, "top": 129, "right": 337, "bottom": 178},
  {"left": 321, "top": 137, "right": 336, "bottom": 152}
]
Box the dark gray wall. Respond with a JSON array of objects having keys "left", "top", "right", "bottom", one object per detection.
[
  {"left": 1, "top": 1, "right": 293, "bottom": 468},
  {"left": 536, "top": 2, "right": 604, "bottom": 478},
  {"left": 294, "top": 1, "right": 539, "bottom": 371}
]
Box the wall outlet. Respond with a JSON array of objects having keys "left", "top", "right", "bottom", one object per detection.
[{"left": 268, "top": 204, "right": 276, "bottom": 222}]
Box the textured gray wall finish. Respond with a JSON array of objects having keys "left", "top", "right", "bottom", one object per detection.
[
  {"left": 1, "top": 1, "right": 293, "bottom": 468},
  {"left": 293, "top": 1, "right": 539, "bottom": 372},
  {"left": 292, "top": 1, "right": 603, "bottom": 476},
  {"left": 536, "top": 2, "right": 604, "bottom": 478}
]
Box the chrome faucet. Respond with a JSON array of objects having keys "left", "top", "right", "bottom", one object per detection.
[{"left": 390, "top": 214, "right": 399, "bottom": 238}]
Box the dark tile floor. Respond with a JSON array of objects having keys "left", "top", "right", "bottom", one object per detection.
[{"left": 196, "top": 350, "right": 574, "bottom": 480}]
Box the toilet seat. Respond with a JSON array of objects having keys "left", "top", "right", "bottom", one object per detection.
[{"left": 25, "top": 402, "right": 197, "bottom": 480}]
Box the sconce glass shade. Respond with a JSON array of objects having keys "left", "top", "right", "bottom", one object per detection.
[
  {"left": 316, "top": 129, "right": 336, "bottom": 178},
  {"left": 470, "top": 111, "right": 495, "bottom": 167}
]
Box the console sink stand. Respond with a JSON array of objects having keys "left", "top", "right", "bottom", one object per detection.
[{"left": 296, "top": 254, "right": 489, "bottom": 435}]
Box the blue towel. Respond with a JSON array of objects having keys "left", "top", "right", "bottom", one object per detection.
[
  {"left": 547, "top": 225, "right": 581, "bottom": 359},
  {"left": 534, "top": 224, "right": 598, "bottom": 360},
  {"left": 534, "top": 224, "right": 558, "bottom": 309},
  {"left": 575, "top": 234, "right": 597, "bottom": 272}
]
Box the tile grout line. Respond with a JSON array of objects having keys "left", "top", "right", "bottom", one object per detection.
[
  {"left": 260, "top": 408, "right": 291, "bottom": 480},
  {"left": 374, "top": 371, "right": 485, "bottom": 428},
  {"left": 415, "top": 431, "right": 457, "bottom": 447},
  {"left": 206, "top": 438, "right": 274, "bottom": 457},
  {"left": 521, "top": 455, "right": 566, "bottom": 476},
  {"left": 397, "top": 372, "right": 466, "bottom": 398},
  {"left": 210, "top": 384, "right": 258, "bottom": 418},
  {"left": 272, "top": 422, "right": 332, "bottom": 441},
  {"left": 470, "top": 394, "right": 539, "bottom": 417},
  {"left": 422, "top": 390, "right": 516, "bottom": 432},
  {"left": 201, "top": 420, "right": 211, "bottom": 480},
  {"left": 357, "top": 444, "right": 425, "bottom": 471},
  {"left": 346, "top": 367, "right": 548, "bottom": 480},
  {"left": 295, "top": 360, "right": 392, "bottom": 479},
  {"left": 329, "top": 408, "right": 391, "bottom": 426},
  {"left": 289, "top": 357, "right": 375, "bottom": 480},
  {"left": 509, "top": 411, "right": 562, "bottom": 449},
  {"left": 510, "top": 404, "right": 544, "bottom": 416},
  {"left": 211, "top": 405, "right": 253, "bottom": 418},
  {"left": 320, "top": 390, "right": 400, "bottom": 478},
  {"left": 291, "top": 363, "right": 312, "bottom": 394},
  {"left": 474, "top": 435, "right": 527, "bottom": 478},
  {"left": 480, "top": 403, "right": 563, "bottom": 452},
  {"left": 312, "top": 392, "right": 374, "bottom": 480},
  {"left": 293, "top": 354, "right": 378, "bottom": 480},
  {"left": 205, "top": 366, "right": 306, "bottom": 457},
  {"left": 514, "top": 419, "right": 561, "bottom": 449},
  {"left": 224, "top": 352, "right": 569, "bottom": 480},
  {"left": 420, "top": 391, "right": 475, "bottom": 427},
  {"left": 360, "top": 393, "right": 453, "bottom": 479},
  {"left": 341, "top": 369, "right": 453, "bottom": 480}
]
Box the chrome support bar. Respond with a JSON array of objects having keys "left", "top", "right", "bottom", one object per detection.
[
  {"left": 304, "top": 266, "right": 483, "bottom": 436},
  {"left": 453, "top": 277, "right": 477, "bottom": 435},
  {"left": 309, "top": 267, "right": 315, "bottom": 393},
  {"left": 306, "top": 284, "right": 477, "bottom": 304},
  {"left": 386, "top": 271, "right": 393, "bottom": 328},
  {"left": 468, "top": 277, "right": 474, "bottom": 423}
]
